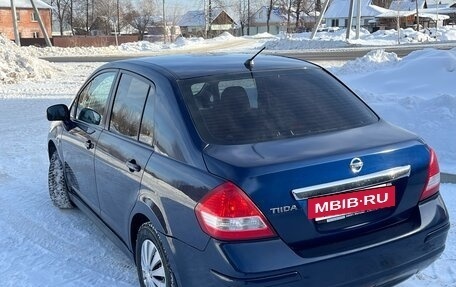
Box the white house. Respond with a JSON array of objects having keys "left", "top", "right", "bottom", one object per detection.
[
  {"left": 178, "top": 9, "right": 237, "bottom": 37},
  {"left": 324, "top": 0, "right": 388, "bottom": 28},
  {"left": 248, "top": 6, "right": 288, "bottom": 35},
  {"left": 382, "top": 0, "right": 455, "bottom": 28}
]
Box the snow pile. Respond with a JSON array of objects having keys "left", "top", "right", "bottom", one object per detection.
[
  {"left": 26, "top": 45, "right": 120, "bottom": 57},
  {"left": 0, "top": 35, "right": 58, "bottom": 84},
  {"left": 263, "top": 29, "right": 370, "bottom": 50},
  {"left": 332, "top": 48, "right": 456, "bottom": 172},
  {"left": 173, "top": 36, "right": 205, "bottom": 47},
  {"left": 356, "top": 28, "right": 434, "bottom": 45},
  {"left": 119, "top": 41, "right": 163, "bottom": 52},
  {"left": 315, "top": 27, "right": 371, "bottom": 41},
  {"left": 347, "top": 26, "right": 456, "bottom": 44},
  {"left": 213, "top": 31, "right": 235, "bottom": 41},
  {"left": 264, "top": 34, "right": 349, "bottom": 50},
  {"left": 438, "top": 26, "right": 456, "bottom": 41},
  {"left": 247, "top": 32, "right": 278, "bottom": 39},
  {"left": 263, "top": 26, "right": 456, "bottom": 50},
  {"left": 332, "top": 49, "right": 400, "bottom": 75}
]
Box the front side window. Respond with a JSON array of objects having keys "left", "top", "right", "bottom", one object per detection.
[
  {"left": 75, "top": 72, "right": 116, "bottom": 125},
  {"left": 110, "top": 74, "right": 151, "bottom": 140},
  {"left": 179, "top": 68, "right": 378, "bottom": 145}
]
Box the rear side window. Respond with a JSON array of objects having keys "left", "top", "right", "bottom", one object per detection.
[
  {"left": 110, "top": 74, "right": 151, "bottom": 140},
  {"left": 179, "top": 68, "right": 378, "bottom": 145},
  {"left": 139, "top": 87, "right": 156, "bottom": 146}
]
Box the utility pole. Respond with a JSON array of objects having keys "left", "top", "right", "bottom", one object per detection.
[
  {"left": 117, "top": 0, "right": 120, "bottom": 34},
  {"left": 70, "top": 0, "right": 73, "bottom": 34},
  {"left": 30, "top": 0, "right": 52, "bottom": 46},
  {"left": 10, "top": 0, "right": 20, "bottom": 45},
  {"left": 310, "top": 0, "right": 330, "bottom": 39},
  {"left": 86, "top": 0, "right": 89, "bottom": 34},
  {"left": 435, "top": 0, "right": 439, "bottom": 39},
  {"left": 415, "top": 0, "right": 420, "bottom": 31},
  {"left": 346, "top": 0, "right": 355, "bottom": 40},
  {"left": 396, "top": 6, "right": 400, "bottom": 44},
  {"left": 163, "top": 0, "right": 166, "bottom": 43},
  {"left": 247, "top": 0, "right": 250, "bottom": 36},
  {"left": 208, "top": 0, "right": 212, "bottom": 38},
  {"left": 355, "top": 0, "right": 361, "bottom": 39}
]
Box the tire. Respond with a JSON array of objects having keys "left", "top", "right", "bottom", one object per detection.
[
  {"left": 48, "top": 152, "right": 73, "bottom": 209},
  {"left": 136, "top": 222, "right": 175, "bottom": 287}
]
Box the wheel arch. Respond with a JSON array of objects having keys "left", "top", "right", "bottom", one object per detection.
[
  {"left": 48, "top": 140, "right": 58, "bottom": 159},
  {"left": 129, "top": 200, "right": 168, "bottom": 263}
]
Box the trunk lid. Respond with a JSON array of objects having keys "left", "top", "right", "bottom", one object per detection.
[{"left": 202, "top": 121, "right": 430, "bottom": 247}]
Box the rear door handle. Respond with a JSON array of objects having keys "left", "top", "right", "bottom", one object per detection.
[
  {"left": 126, "top": 159, "right": 141, "bottom": 172},
  {"left": 85, "top": 140, "right": 94, "bottom": 150}
]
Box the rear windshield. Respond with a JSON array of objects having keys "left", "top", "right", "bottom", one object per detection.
[{"left": 179, "top": 68, "right": 378, "bottom": 145}]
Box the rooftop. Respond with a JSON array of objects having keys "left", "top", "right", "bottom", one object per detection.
[
  {"left": 178, "top": 9, "right": 229, "bottom": 27},
  {"left": 389, "top": 0, "right": 426, "bottom": 11},
  {"left": 103, "top": 54, "right": 317, "bottom": 80},
  {"left": 325, "top": 0, "right": 389, "bottom": 18},
  {"left": 0, "top": 0, "right": 51, "bottom": 9}
]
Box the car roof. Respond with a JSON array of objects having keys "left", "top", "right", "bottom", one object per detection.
[{"left": 100, "top": 54, "right": 318, "bottom": 80}]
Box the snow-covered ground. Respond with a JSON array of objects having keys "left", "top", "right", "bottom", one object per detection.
[
  {"left": 13, "top": 26, "right": 456, "bottom": 58},
  {"left": 267, "top": 26, "right": 456, "bottom": 50},
  {"left": 0, "top": 31, "right": 455, "bottom": 286}
]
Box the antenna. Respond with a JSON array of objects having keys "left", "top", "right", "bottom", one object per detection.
[{"left": 244, "top": 47, "right": 266, "bottom": 71}]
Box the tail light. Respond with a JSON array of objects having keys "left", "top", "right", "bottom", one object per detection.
[
  {"left": 420, "top": 148, "right": 440, "bottom": 201},
  {"left": 195, "top": 182, "right": 276, "bottom": 241}
]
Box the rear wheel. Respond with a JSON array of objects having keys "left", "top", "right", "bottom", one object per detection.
[
  {"left": 136, "top": 222, "right": 174, "bottom": 287},
  {"left": 48, "top": 152, "right": 73, "bottom": 209}
]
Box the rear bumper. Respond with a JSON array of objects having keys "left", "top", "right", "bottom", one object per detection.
[{"left": 168, "top": 194, "right": 449, "bottom": 287}]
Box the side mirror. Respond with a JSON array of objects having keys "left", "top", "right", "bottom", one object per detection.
[
  {"left": 78, "top": 108, "right": 101, "bottom": 125},
  {"left": 47, "top": 104, "right": 70, "bottom": 121}
]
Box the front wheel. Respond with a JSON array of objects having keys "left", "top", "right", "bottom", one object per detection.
[
  {"left": 136, "top": 222, "right": 175, "bottom": 287},
  {"left": 48, "top": 151, "right": 73, "bottom": 209}
]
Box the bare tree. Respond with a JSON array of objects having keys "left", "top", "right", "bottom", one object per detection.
[
  {"left": 95, "top": 0, "right": 117, "bottom": 34},
  {"left": 166, "top": 3, "right": 184, "bottom": 41},
  {"left": 225, "top": 0, "right": 262, "bottom": 36},
  {"left": 123, "top": 0, "right": 156, "bottom": 40},
  {"left": 275, "top": 0, "right": 306, "bottom": 33},
  {"left": 235, "top": 0, "right": 249, "bottom": 35},
  {"left": 266, "top": 0, "right": 276, "bottom": 33},
  {"left": 49, "top": 0, "right": 71, "bottom": 35},
  {"left": 294, "top": 0, "right": 304, "bottom": 32},
  {"left": 67, "top": 0, "right": 90, "bottom": 34},
  {"left": 285, "top": 0, "right": 293, "bottom": 32}
]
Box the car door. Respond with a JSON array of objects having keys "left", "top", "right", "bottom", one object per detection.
[
  {"left": 61, "top": 71, "right": 117, "bottom": 213},
  {"left": 95, "top": 72, "right": 155, "bottom": 241}
]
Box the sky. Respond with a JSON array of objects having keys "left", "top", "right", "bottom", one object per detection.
[{"left": 166, "top": 0, "right": 204, "bottom": 11}]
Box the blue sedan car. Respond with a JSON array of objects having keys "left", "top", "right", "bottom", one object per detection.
[{"left": 46, "top": 54, "right": 449, "bottom": 287}]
